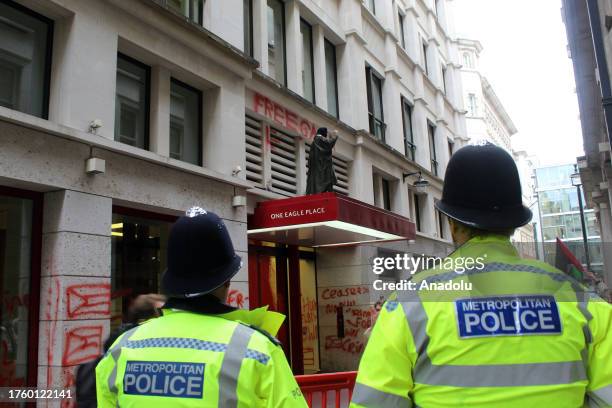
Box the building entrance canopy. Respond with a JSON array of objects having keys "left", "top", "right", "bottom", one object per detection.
[{"left": 248, "top": 192, "right": 415, "bottom": 247}]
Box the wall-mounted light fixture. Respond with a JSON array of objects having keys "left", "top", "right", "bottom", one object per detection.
[
  {"left": 85, "top": 146, "right": 105, "bottom": 175},
  {"left": 85, "top": 157, "right": 105, "bottom": 175},
  {"left": 232, "top": 195, "right": 247, "bottom": 207},
  {"left": 403, "top": 171, "right": 429, "bottom": 192}
]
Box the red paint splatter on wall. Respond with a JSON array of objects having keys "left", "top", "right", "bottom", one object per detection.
[
  {"left": 46, "top": 278, "right": 61, "bottom": 386},
  {"left": 60, "top": 367, "right": 76, "bottom": 408}
]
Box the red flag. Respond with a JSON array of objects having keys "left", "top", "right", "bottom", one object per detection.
[{"left": 554, "top": 238, "right": 598, "bottom": 282}]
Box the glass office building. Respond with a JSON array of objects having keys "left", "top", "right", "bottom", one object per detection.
[{"left": 535, "top": 164, "right": 603, "bottom": 273}]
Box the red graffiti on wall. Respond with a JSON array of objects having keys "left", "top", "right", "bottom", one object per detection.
[
  {"left": 61, "top": 325, "right": 103, "bottom": 366},
  {"left": 324, "top": 335, "right": 365, "bottom": 355},
  {"left": 46, "top": 278, "right": 61, "bottom": 386},
  {"left": 301, "top": 297, "right": 318, "bottom": 341},
  {"left": 66, "top": 283, "right": 111, "bottom": 318},
  {"left": 324, "top": 299, "right": 356, "bottom": 315},
  {"left": 59, "top": 367, "right": 76, "bottom": 408},
  {"left": 253, "top": 93, "right": 317, "bottom": 141},
  {"left": 321, "top": 286, "right": 369, "bottom": 300},
  {"left": 227, "top": 289, "right": 249, "bottom": 308}
]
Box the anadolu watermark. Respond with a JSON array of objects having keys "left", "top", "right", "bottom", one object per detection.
[{"left": 371, "top": 254, "right": 487, "bottom": 291}]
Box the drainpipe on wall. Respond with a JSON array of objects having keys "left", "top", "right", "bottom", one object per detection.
[{"left": 586, "top": 0, "right": 612, "bottom": 150}]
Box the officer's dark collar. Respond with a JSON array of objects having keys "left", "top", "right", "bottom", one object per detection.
[{"left": 163, "top": 294, "right": 237, "bottom": 315}]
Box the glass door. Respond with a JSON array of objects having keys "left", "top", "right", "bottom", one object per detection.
[{"left": 248, "top": 243, "right": 320, "bottom": 374}]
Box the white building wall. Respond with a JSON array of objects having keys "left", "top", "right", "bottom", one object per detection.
[{"left": 0, "top": 0, "right": 469, "bottom": 379}]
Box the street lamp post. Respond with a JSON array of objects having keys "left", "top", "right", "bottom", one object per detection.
[{"left": 570, "top": 168, "right": 592, "bottom": 271}]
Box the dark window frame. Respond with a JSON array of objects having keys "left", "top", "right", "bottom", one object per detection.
[
  {"left": 398, "top": 12, "right": 406, "bottom": 49},
  {"left": 365, "top": 65, "right": 386, "bottom": 143},
  {"left": 437, "top": 209, "right": 445, "bottom": 239},
  {"left": 1, "top": 0, "right": 54, "bottom": 119},
  {"left": 167, "top": 0, "right": 203, "bottom": 25},
  {"left": 169, "top": 77, "right": 203, "bottom": 166},
  {"left": 382, "top": 178, "right": 392, "bottom": 211},
  {"left": 0, "top": 185, "right": 43, "bottom": 387},
  {"left": 300, "top": 18, "right": 315, "bottom": 103},
  {"left": 428, "top": 121, "right": 438, "bottom": 176},
  {"left": 244, "top": 0, "right": 254, "bottom": 57},
  {"left": 414, "top": 192, "right": 422, "bottom": 232},
  {"left": 365, "top": 0, "right": 376, "bottom": 15},
  {"left": 441, "top": 64, "right": 447, "bottom": 93},
  {"left": 267, "top": 0, "right": 287, "bottom": 86},
  {"left": 324, "top": 38, "right": 339, "bottom": 118},
  {"left": 401, "top": 97, "right": 416, "bottom": 161},
  {"left": 422, "top": 41, "right": 429, "bottom": 75},
  {"left": 116, "top": 53, "right": 151, "bottom": 151}
]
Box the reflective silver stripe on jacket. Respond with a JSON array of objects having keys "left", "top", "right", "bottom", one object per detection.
[
  {"left": 416, "top": 355, "right": 585, "bottom": 387},
  {"left": 399, "top": 262, "right": 592, "bottom": 387},
  {"left": 107, "top": 326, "right": 140, "bottom": 393},
  {"left": 218, "top": 324, "right": 255, "bottom": 408},
  {"left": 587, "top": 384, "right": 612, "bottom": 407},
  {"left": 351, "top": 382, "right": 412, "bottom": 408}
]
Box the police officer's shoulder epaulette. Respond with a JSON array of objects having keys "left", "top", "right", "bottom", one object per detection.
[{"left": 241, "top": 322, "right": 282, "bottom": 347}]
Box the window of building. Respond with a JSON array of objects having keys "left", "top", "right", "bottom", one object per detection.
[
  {"left": 111, "top": 209, "right": 176, "bottom": 328},
  {"left": 115, "top": 54, "right": 150, "bottom": 149},
  {"left": 267, "top": 0, "right": 286, "bottom": 85},
  {"left": 170, "top": 79, "right": 202, "bottom": 165},
  {"left": 0, "top": 189, "right": 40, "bottom": 387},
  {"left": 382, "top": 179, "right": 392, "bottom": 211},
  {"left": 401, "top": 98, "right": 416, "bottom": 161},
  {"left": 463, "top": 52, "right": 473, "bottom": 68},
  {"left": 300, "top": 19, "right": 315, "bottom": 103},
  {"left": 448, "top": 140, "right": 454, "bottom": 157},
  {"left": 467, "top": 93, "right": 478, "bottom": 116},
  {"left": 324, "top": 39, "right": 339, "bottom": 118},
  {"left": 428, "top": 123, "right": 438, "bottom": 176},
  {"left": 422, "top": 41, "right": 429, "bottom": 75},
  {"left": 243, "top": 0, "right": 253, "bottom": 56},
  {"left": 441, "top": 64, "right": 447, "bottom": 93},
  {"left": 168, "top": 0, "right": 203, "bottom": 25},
  {"left": 0, "top": 1, "right": 53, "bottom": 118},
  {"left": 365, "top": 0, "right": 376, "bottom": 14},
  {"left": 436, "top": 209, "right": 445, "bottom": 239},
  {"left": 413, "top": 192, "right": 422, "bottom": 232},
  {"left": 398, "top": 12, "right": 406, "bottom": 49},
  {"left": 366, "top": 66, "right": 386, "bottom": 142}
]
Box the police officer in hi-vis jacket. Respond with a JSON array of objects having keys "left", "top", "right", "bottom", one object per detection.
[
  {"left": 96, "top": 207, "right": 308, "bottom": 407},
  {"left": 351, "top": 143, "right": 612, "bottom": 408}
]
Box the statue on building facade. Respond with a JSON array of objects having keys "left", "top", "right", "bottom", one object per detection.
[{"left": 306, "top": 127, "right": 339, "bottom": 195}]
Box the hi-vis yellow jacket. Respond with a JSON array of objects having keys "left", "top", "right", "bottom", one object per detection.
[
  {"left": 351, "top": 235, "right": 612, "bottom": 408},
  {"left": 96, "top": 306, "right": 308, "bottom": 407}
]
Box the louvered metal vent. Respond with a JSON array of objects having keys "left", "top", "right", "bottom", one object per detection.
[
  {"left": 245, "top": 114, "right": 264, "bottom": 187},
  {"left": 269, "top": 126, "right": 298, "bottom": 196}
]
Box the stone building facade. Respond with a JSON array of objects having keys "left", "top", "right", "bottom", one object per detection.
[{"left": 0, "top": 0, "right": 467, "bottom": 392}]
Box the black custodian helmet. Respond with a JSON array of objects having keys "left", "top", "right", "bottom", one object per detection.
[
  {"left": 435, "top": 143, "right": 532, "bottom": 231},
  {"left": 162, "top": 207, "right": 242, "bottom": 297}
]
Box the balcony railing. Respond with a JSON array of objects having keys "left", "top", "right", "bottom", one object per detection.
[{"left": 368, "top": 114, "right": 386, "bottom": 143}]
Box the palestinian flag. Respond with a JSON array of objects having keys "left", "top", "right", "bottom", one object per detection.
[{"left": 555, "top": 238, "right": 585, "bottom": 281}]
